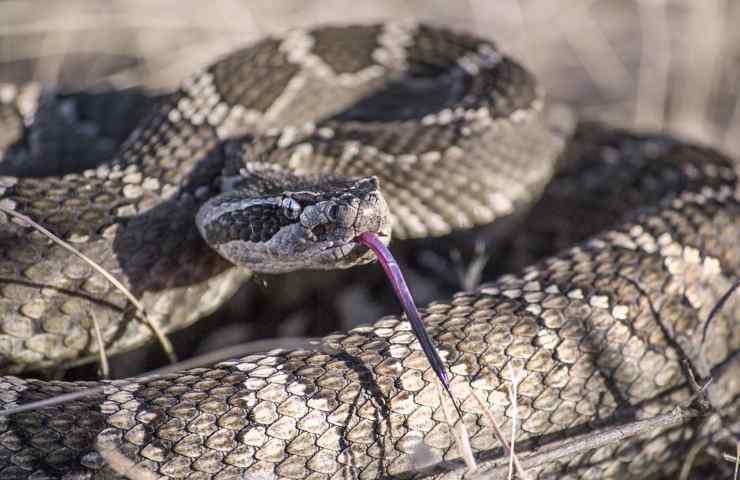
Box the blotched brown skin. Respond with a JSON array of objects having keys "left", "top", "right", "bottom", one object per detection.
[
  {"left": 0, "top": 23, "right": 555, "bottom": 372},
  {"left": 0, "top": 24, "right": 738, "bottom": 479}
]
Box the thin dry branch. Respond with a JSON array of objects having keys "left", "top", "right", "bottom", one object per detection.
[
  {"left": 90, "top": 311, "right": 110, "bottom": 379},
  {"left": 679, "top": 436, "right": 710, "bottom": 480},
  {"left": 477, "top": 406, "right": 701, "bottom": 477},
  {"left": 470, "top": 388, "right": 529, "bottom": 479},
  {"left": 506, "top": 363, "right": 523, "bottom": 480}
]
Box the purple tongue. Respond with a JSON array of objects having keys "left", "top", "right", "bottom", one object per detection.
[{"left": 358, "top": 232, "right": 449, "bottom": 388}]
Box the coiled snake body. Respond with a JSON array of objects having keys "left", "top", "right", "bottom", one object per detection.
[{"left": 0, "top": 23, "right": 738, "bottom": 479}]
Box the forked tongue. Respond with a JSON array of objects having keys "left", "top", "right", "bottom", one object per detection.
[{"left": 358, "top": 232, "right": 457, "bottom": 402}]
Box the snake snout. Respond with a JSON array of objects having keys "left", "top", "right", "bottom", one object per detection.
[{"left": 352, "top": 188, "right": 392, "bottom": 242}]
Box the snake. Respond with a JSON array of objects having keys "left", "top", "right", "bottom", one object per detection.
[{"left": 0, "top": 22, "right": 738, "bottom": 479}]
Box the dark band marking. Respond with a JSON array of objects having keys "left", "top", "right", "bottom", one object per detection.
[
  {"left": 310, "top": 25, "right": 384, "bottom": 74},
  {"left": 209, "top": 38, "right": 301, "bottom": 113}
]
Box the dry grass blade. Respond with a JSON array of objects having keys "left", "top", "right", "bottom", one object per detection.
[
  {"left": 457, "top": 422, "right": 476, "bottom": 473},
  {"left": 451, "top": 240, "right": 490, "bottom": 291},
  {"left": 507, "top": 363, "right": 523, "bottom": 480},
  {"left": 436, "top": 380, "right": 477, "bottom": 472},
  {"left": 90, "top": 311, "right": 110, "bottom": 379},
  {"left": 735, "top": 441, "right": 739, "bottom": 480},
  {"left": 679, "top": 437, "right": 709, "bottom": 480},
  {"left": 0, "top": 205, "right": 177, "bottom": 364},
  {"left": 470, "top": 388, "right": 529, "bottom": 479},
  {"left": 475, "top": 406, "right": 701, "bottom": 477}
]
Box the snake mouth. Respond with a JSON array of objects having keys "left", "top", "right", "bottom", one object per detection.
[
  {"left": 350, "top": 231, "right": 391, "bottom": 257},
  {"left": 353, "top": 231, "right": 390, "bottom": 246},
  {"left": 322, "top": 231, "right": 390, "bottom": 253},
  {"left": 313, "top": 231, "right": 390, "bottom": 269}
]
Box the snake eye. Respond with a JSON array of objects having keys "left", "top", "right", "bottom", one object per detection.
[
  {"left": 281, "top": 197, "right": 302, "bottom": 220},
  {"left": 326, "top": 204, "right": 339, "bottom": 222}
]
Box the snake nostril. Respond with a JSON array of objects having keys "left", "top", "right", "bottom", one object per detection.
[{"left": 363, "top": 191, "right": 378, "bottom": 204}]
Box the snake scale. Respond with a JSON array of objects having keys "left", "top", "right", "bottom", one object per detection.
[{"left": 0, "top": 22, "right": 738, "bottom": 479}]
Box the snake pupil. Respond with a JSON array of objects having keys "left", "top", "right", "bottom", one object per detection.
[
  {"left": 281, "top": 197, "right": 302, "bottom": 220},
  {"left": 326, "top": 204, "right": 339, "bottom": 222}
]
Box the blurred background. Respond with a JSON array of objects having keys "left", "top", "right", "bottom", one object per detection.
[
  {"left": 1, "top": 0, "right": 739, "bottom": 378},
  {"left": 3, "top": 0, "right": 739, "bottom": 151}
]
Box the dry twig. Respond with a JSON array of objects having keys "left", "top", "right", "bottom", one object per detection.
[
  {"left": 90, "top": 311, "right": 110, "bottom": 379},
  {"left": 437, "top": 379, "right": 477, "bottom": 472},
  {"left": 470, "top": 388, "right": 529, "bottom": 479}
]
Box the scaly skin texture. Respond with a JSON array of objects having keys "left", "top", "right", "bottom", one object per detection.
[
  {"left": 0, "top": 127, "right": 738, "bottom": 479},
  {"left": 0, "top": 24, "right": 738, "bottom": 479},
  {"left": 0, "top": 23, "right": 558, "bottom": 372}
]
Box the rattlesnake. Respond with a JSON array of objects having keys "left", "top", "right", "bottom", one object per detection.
[{"left": 0, "top": 23, "right": 738, "bottom": 479}]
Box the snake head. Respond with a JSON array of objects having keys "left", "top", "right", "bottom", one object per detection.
[{"left": 196, "top": 175, "right": 391, "bottom": 273}]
